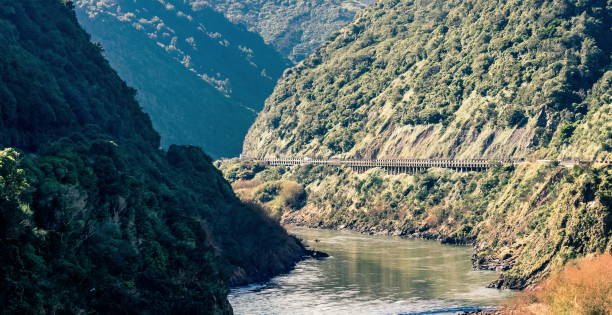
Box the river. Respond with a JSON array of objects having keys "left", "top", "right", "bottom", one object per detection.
[{"left": 229, "top": 226, "right": 513, "bottom": 315}]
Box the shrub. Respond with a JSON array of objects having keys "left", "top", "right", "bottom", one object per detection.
[
  {"left": 255, "top": 182, "right": 282, "bottom": 203},
  {"left": 232, "top": 179, "right": 262, "bottom": 190},
  {"left": 224, "top": 162, "right": 266, "bottom": 182},
  {"left": 506, "top": 108, "right": 527, "bottom": 127},
  {"left": 0, "top": 149, "right": 30, "bottom": 239},
  {"left": 279, "top": 182, "right": 306, "bottom": 210},
  {"left": 559, "top": 124, "right": 576, "bottom": 142},
  {"left": 424, "top": 205, "right": 449, "bottom": 227}
]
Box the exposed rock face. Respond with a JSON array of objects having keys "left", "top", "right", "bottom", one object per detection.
[{"left": 244, "top": 0, "right": 610, "bottom": 162}]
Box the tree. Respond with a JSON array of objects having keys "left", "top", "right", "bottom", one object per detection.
[
  {"left": 506, "top": 108, "right": 527, "bottom": 127},
  {"left": 0, "top": 149, "right": 29, "bottom": 239},
  {"left": 559, "top": 124, "right": 576, "bottom": 142}
]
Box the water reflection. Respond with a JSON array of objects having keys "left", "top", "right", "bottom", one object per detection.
[{"left": 229, "top": 226, "right": 512, "bottom": 315}]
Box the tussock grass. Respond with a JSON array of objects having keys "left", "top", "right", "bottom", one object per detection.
[{"left": 506, "top": 253, "right": 612, "bottom": 315}]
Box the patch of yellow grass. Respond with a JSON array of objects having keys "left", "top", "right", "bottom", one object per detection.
[{"left": 232, "top": 179, "right": 262, "bottom": 190}]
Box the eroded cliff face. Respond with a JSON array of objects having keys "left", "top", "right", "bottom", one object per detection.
[{"left": 244, "top": 0, "right": 610, "bottom": 161}]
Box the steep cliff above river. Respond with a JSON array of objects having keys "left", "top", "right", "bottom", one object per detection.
[{"left": 244, "top": 0, "right": 610, "bottom": 161}]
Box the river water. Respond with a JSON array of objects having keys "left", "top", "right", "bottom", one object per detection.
[{"left": 229, "top": 226, "right": 513, "bottom": 315}]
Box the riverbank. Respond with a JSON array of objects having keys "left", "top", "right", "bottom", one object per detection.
[
  {"left": 280, "top": 216, "right": 516, "bottom": 276},
  {"left": 230, "top": 226, "right": 513, "bottom": 315},
  {"left": 220, "top": 159, "right": 611, "bottom": 290}
]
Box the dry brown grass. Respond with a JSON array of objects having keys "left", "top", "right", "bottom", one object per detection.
[
  {"left": 231, "top": 180, "right": 306, "bottom": 221},
  {"left": 232, "top": 179, "right": 262, "bottom": 190},
  {"left": 505, "top": 253, "right": 612, "bottom": 315},
  {"left": 232, "top": 179, "right": 263, "bottom": 200},
  {"left": 278, "top": 181, "right": 305, "bottom": 210},
  {"left": 423, "top": 205, "right": 448, "bottom": 227}
]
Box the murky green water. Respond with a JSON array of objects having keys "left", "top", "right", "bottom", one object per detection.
[{"left": 229, "top": 226, "right": 513, "bottom": 315}]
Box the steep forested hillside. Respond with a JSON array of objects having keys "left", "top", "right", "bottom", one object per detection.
[
  {"left": 204, "top": 0, "right": 374, "bottom": 62},
  {"left": 237, "top": 0, "right": 611, "bottom": 289},
  {"left": 75, "top": 0, "right": 290, "bottom": 158},
  {"left": 245, "top": 0, "right": 610, "bottom": 161},
  {"left": 0, "top": 1, "right": 303, "bottom": 313}
]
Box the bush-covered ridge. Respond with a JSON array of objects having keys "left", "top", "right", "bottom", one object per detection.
[
  {"left": 204, "top": 0, "right": 373, "bottom": 62},
  {"left": 238, "top": 0, "right": 611, "bottom": 290},
  {"left": 234, "top": 0, "right": 612, "bottom": 294},
  {"left": 244, "top": 0, "right": 611, "bottom": 161},
  {"left": 0, "top": 1, "right": 304, "bottom": 313},
  {"left": 0, "top": 0, "right": 159, "bottom": 151}
]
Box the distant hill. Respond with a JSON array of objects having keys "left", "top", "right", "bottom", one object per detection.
[
  {"left": 75, "top": 0, "right": 291, "bottom": 158},
  {"left": 204, "top": 0, "right": 374, "bottom": 62},
  {"left": 0, "top": 1, "right": 303, "bottom": 313}
]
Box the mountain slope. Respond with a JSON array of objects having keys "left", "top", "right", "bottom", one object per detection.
[
  {"left": 0, "top": 1, "right": 303, "bottom": 313},
  {"left": 75, "top": 0, "right": 291, "bottom": 158},
  {"left": 204, "top": 0, "right": 374, "bottom": 62},
  {"left": 236, "top": 0, "right": 611, "bottom": 289},
  {"left": 244, "top": 0, "right": 610, "bottom": 161}
]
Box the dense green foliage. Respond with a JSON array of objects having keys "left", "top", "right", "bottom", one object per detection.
[
  {"left": 75, "top": 0, "right": 291, "bottom": 158},
  {"left": 245, "top": 0, "right": 610, "bottom": 161},
  {"left": 0, "top": 1, "right": 304, "bottom": 313},
  {"left": 2, "top": 144, "right": 232, "bottom": 313},
  {"left": 0, "top": 0, "right": 159, "bottom": 152},
  {"left": 222, "top": 160, "right": 267, "bottom": 182},
  {"left": 205, "top": 0, "right": 373, "bottom": 62}
]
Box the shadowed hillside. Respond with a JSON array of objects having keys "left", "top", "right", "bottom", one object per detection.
[
  {"left": 205, "top": 0, "right": 374, "bottom": 62},
  {"left": 76, "top": 0, "right": 291, "bottom": 158},
  {"left": 0, "top": 1, "right": 304, "bottom": 313}
]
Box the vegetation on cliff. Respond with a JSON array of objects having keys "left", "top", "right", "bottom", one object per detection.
[
  {"left": 0, "top": 1, "right": 304, "bottom": 313},
  {"left": 244, "top": 0, "right": 610, "bottom": 161},
  {"left": 507, "top": 253, "right": 612, "bottom": 314},
  {"left": 221, "top": 160, "right": 610, "bottom": 289},
  {"left": 238, "top": 0, "right": 611, "bottom": 290},
  {"left": 232, "top": 178, "right": 307, "bottom": 221}
]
